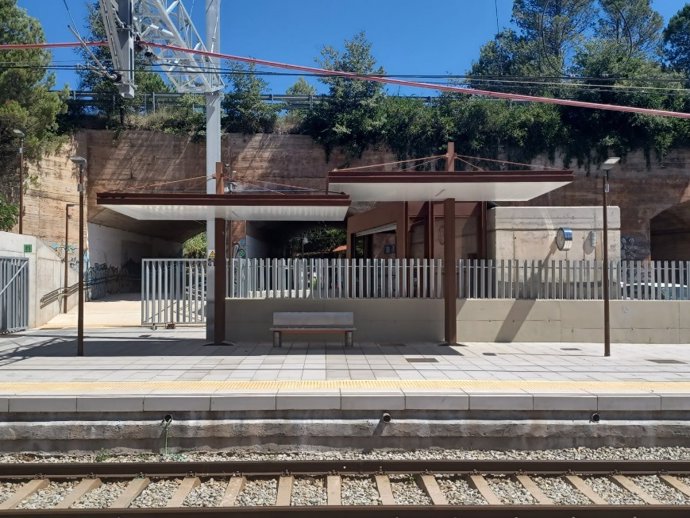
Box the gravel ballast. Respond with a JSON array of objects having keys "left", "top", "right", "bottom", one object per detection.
[
  {"left": 72, "top": 481, "right": 128, "bottom": 509},
  {"left": 236, "top": 478, "right": 277, "bottom": 506},
  {"left": 437, "top": 476, "right": 486, "bottom": 505},
  {"left": 291, "top": 477, "right": 326, "bottom": 506},
  {"left": 16, "top": 481, "right": 77, "bottom": 509},
  {"left": 342, "top": 476, "right": 379, "bottom": 506}
]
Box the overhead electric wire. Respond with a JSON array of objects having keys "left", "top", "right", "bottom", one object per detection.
[{"left": 1, "top": 40, "right": 689, "bottom": 117}]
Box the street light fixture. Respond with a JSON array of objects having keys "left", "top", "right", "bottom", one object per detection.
[
  {"left": 70, "top": 156, "right": 87, "bottom": 357},
  {"left": 601, "top": 156, "right": 620, "bottom": 357},
  {"left": 12, "top": 129, "right": 25, "bottom": 234},
  {"left": 63, "top": 203, "right": 76, "bottom": 314}
]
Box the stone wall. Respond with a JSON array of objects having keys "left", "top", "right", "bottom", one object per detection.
[
  {"left": 15, "top": 130, "right": 690, "bottom": 260},
  {"left": 527, "top": 148, "right": 690, "bottom": 259}
]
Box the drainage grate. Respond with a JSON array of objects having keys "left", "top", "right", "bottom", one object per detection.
[
  {"left": 561, "top": 347, "right": 581, "bottom": 351},
  {"left": 647, "top": 359, "right": 686, "bottom": 365},
  {"left": 483, "top": 352, "right": 497, "bottom": 356},
  {"left": 406, "top": 357, "right": 439, "bottom": 363}
]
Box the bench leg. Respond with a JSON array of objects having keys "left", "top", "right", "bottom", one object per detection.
[
  {"left": 345, "top": 331, "right": 353, "bottom": 348},
  {"left": 273, "top": 331, "right": 282, "bottom": 348}
]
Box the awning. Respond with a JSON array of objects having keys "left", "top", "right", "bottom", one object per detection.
[
  {"left": 96, "top": 192, "right": 351, "bottom": 221},
  {"left": 328, "top": 170, "right": 574, "bottom": 202}
]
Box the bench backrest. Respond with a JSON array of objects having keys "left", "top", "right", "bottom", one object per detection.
[{"left": 273, "top": 312, "right": 354, "bottom": 327}]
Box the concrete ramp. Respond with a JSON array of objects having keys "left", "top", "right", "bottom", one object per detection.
[{"left": 41, "top": 292, "right": 141, "bottom": 329}]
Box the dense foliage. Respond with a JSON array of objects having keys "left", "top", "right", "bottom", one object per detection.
[
  {"left": 69, "top": 1, "right": 690, "bottom": 167},
  {"left": 0, "top": 0, "right": 66, "bottom": 215}
]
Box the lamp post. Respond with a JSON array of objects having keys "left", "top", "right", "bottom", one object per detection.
[
  {"left": 63, "top": 203, "right": 76, "bottom": 313},
  {"left": 601, "top": 157, "right": 620, "bottom": 357},
  {"left": 12, "top": 129, "right": 25, "bottom": 234},
  {"left": 70, "top": 156, "right": 87, "bottom": 357}
]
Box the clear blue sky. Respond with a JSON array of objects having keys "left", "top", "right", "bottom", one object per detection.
[{"left": 16, "top": 0, "right": 689, "bottom": 94}]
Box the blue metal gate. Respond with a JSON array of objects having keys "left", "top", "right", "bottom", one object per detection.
[{"left": 0, "top": 257, "right": 29, "bottom": 333}]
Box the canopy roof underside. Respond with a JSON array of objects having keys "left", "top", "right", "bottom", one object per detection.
[
  {"left": 328, "top": 170, "right": 574, "bottom": 202},
  {"left": 96, "top": 192, "right": 351, "bottom": 221}
]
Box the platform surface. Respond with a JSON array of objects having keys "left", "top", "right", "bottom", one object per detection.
[{"left": 2, "top": 323, "right": 690, "bottom": 413}]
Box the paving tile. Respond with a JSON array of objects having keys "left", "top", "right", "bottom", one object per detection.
[
  {"left": 532, "top": 394, "right": 598, "bottom": 411},
  {"left": 77, "top": 397, "right": 144, "bottom": 412},
  {"left": 341, "top": 390, "right": 405, "bottom": 411},
  {"left": 659, "top": 394, "right": 690, "bottom": 411},
  {"left": 9, "top": 397, "right": 78, "bottom": 413},
  {"left": 469, "top": 394, "right": 533, "bottom": 411},
  {"left": 596, "top": 394, "right": 662, "bottom": 412},
  {"left": 143, "top": 396, "right": 211, "bottom": 412},
  {"left": 211, "top": 393, "right": 276, "bottom": 411},
  {"left": 403, "top": 391, "right": 469, "bottom": 410},
  {"left": 276, "top": 391, "right": 340, "bottom": 410}
]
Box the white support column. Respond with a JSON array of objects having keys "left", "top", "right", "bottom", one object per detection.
[{"left": 206, "top": 0, "right": 222, "bottom": 341}]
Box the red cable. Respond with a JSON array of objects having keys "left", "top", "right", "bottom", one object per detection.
[
  {"left": 143, "top": 41, "right": 690, "bottom": 120},
  {"left": 1, "top": 40, "right": 688, "bottom": 119}
]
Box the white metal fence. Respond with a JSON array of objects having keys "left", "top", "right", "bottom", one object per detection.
[
  {"left": 229, "top": 258, "right": 444, "bottom": 299},
  {"left": 141, "top": 259, "right": 207, "bottom": 325},
  {"left": 458, "top": 259, "right": 690, "bottom": 300},
  {"left": 140, "top": 258, "right": 690, "bottom": 326},
  {"left": 0, "top": 257, "right": 29, "bottom": 333}
]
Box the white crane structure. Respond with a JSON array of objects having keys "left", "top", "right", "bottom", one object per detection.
[
  {"left": 99, "top": 0, "right": 224, "bottom": 342},
  {"left": 98, "top": 0, "right": 223, "bottom": 96}
]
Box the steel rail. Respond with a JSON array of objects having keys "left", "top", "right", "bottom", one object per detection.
[
  {"left": 1, "top": 459, "right": 690, "bottom": 479},
  {"left": 2, "top": 506, "right": 690, "bottom": 517}
]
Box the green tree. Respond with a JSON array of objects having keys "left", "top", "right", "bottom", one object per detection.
[
  {"left": 0, "top": 0, "right": 66, "bottom": 213},
  {"left": 280, "top": 78, "right": 317, "bottom": 130},
  {"left": 183, "top": 232, "right": 207, "bottom": 258},
  {"left": 663, "top": 4, "right": 690, "bottom": 78},
  {"left": 597, "top": 0, "right": 663, "bottom": 57},
  {"left": 565, "top": 40, "right": 686, "bottom": 163},
  {"left": 222, "top": 61, "right": 279, "bottom": 133},
  {"left": 511, "top": 0, "right": 596, "bottom": 75},
  {"left": 380, "top": 97, "right": 449, "bottom": 160},
  {"left": 301, "top": 32, "right": 386, "bottom": 158},
  {"left": 0, "top": 194, "right": 19, "bottom": 231},
  {"left": 469, "top": 29, "right": 543, "bottom": 94},
  {"left": 77, "top": 2, "right": 170, "bottom": 126}
]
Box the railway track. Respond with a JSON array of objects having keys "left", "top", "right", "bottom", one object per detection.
[{"left": 1, "top": 459, "right": 690, "bottom": 516}]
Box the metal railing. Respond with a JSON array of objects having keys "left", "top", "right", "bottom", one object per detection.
[
  {"left": 458, "top": 259, "right": 690, "bottom": 300},
  {"left": 140, "top": 258, "right": 690, "bottom": 326},
  {"left": 0, "top": 257, "right": 29, "bottom": 333},
  {"left": 141, "top": 259, "right": 207, "bottom": 326},
  {"left": 229, "top": 258, "right": 444, "bottom": 299}
]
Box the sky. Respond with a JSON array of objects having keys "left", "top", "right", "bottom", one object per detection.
[{"left": 15, "top": 0, "right": 690, "bottom": 95}]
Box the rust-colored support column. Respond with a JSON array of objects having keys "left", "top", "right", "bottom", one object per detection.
[
  {"left": 443, "top": 198, "right": 457, "bottom": 344},
  {"left": 215, "top": 162, "right": 224, "bottom": 194},
  {"left": 478, "top": 201, "right": 488, "bottom": 259},
  {"left": 424, "top": 202, "right": 434, "bottom": 258},
  {"left": 396, "top": 202, "right": 409, "bottom": 258},
  {"left": 446, "top": 141, "right": 455, "bottom": 172},
  {"left": 214, "top": 217, "right": 227, "bottom": 345}
]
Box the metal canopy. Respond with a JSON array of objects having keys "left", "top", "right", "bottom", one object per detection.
[
  {"left": 328, "top": 170, "right": 574, "bottom": 202},
  {"left": 96, "top": 192, "right": 351, "bottom": 221}
]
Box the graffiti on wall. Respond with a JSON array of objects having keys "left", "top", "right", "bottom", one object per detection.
[{"left": 621, "top": 234, "right": 648, "bottom": 261}]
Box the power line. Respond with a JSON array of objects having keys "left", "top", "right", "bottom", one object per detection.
[{"left": 1, "top": 40, "right": 689, "bottom": 118}]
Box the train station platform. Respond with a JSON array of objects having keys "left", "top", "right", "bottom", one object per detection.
[{"left": 2, "top": 325, "right": 690, "bottom": 451}]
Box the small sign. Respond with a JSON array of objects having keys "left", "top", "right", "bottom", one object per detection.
[{"left": 23, "top": 244, "right": 32, "bottom": 253}]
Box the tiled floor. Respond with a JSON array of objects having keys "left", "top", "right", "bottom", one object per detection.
[{"left": 1, "top": 326, "right": 689, "bottom": 386}]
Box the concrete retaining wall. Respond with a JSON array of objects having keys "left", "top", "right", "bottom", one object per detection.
[
  {"left": 457, "top": 299, "right": 690, "bottom": 344},
  {"left": 226, "top": 299, "right": 444, "bottom": 343},
  {"left": 226, "top": 298, "right": 690, "bottom": 344},
  {"left": 0, "top": 231, "right": 78, "bottom": 327}
]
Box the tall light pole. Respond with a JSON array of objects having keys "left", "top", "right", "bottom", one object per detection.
[
  {"left": 12, "top": 129, "right": 25, "bottom": 234},
  {"left": 64, "top": 203, "right": 76, "bottom": 314},
  {"left": 602, "top": 156, "right": 620, "bottom": 357},
  {"left": 70, "top": 156, "right": 87, "bottom": 357}
]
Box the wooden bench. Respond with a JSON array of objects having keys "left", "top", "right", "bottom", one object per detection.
[{"left": 271, "top": 312, "right": 355, "bottom": 348}]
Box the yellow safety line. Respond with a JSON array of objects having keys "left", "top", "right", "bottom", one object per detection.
[{"left": 1, "top": 379, "right": 690, "bottom": 395}]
